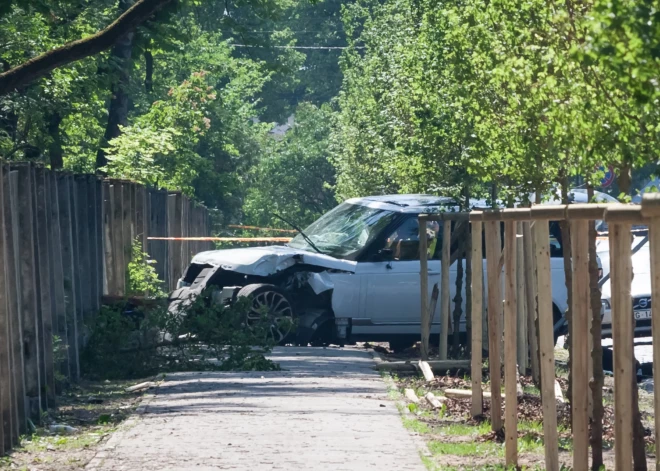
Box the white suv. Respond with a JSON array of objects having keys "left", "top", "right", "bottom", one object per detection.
[{"left": 170, "top": 194, "right": 606, "bottom": 348}]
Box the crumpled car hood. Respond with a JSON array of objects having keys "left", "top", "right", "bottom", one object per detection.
[{"left": 190, "top": 245, "right": 357, "bottom": 276}]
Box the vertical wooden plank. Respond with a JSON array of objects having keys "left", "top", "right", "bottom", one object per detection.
[
  {"left": 69, "top": 176, "right": 84, "bottom": 355},
  {"left": 34, "top": 167, "right": 55, "bottom": 406},
  {"left": 136, "top": 185, "right": 147, "bottom": 252},
  {"left": 503, "top": 220, "right": 518, "bottom": 467},
  {"left": 485, "top": 220, "right": 503, "bottom": 432},
  {"left": 95, "top": 178, "right": 104, "bottom": 306},
  {"left": 0, "top": 164, "right": 10, "bottom": 453},
  {"left": 57, "top": 173, "right": 79, "bottom": 381},
  {"left": 419, "top": 216, "right": 430, "bottom": 360},
  {"left": 48, "top": 172, "right": 68, "bottom": 383},
  {"left": 570, "top": 220, "right": 590, "bottom": 470},
  {"left": 149, "top": 190, "right": 168, "bottom": 286},
  {"left": 648, "top": 217, "right": 660, "bottom": 471},
  {"left": 103, "top": 182, "right": 115, "bottom": 296},
  {"left": 12, "top": 163, "right": 42, "bottom": 420},
  {"left": 111, "top": 182, "right": 125, "bottom": 296},
  {"left": 85, "top": 176, "right": 99, "bottom": 313},
  {"left": 439, "top": 220, "right": 451, "bottom": 360},
  {"left": 121, "top": 183, "right": 132, "bottom": 292},
  {"left": 4, "top": 168, "right": 26, "bottom": 437},
  {"left": 130, "top": 182, "right": 137, "bottom": 241},
  {"left": 74, "top": 176, "right": 92, "bottom": 329},
  {"left": 534, "top": 219, "right": 559, "bottom": 471},
  {"left": 516, "top": 222, "right": 527, "bottom": 375},
  {"left": 610, "top": 222, "right": 634, "bottom": 471},
  {"left": 523, "top": 221, "right": 540, "bottom": 384},
  {"left": 471, "top": 220, "right": 484, "bottom": 417}
]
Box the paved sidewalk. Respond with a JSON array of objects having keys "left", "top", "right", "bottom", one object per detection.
[{"left": 88, "top": 347, "right": 426, "bottom": 471}]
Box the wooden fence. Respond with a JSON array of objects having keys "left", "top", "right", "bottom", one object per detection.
[
  {"left": 0, "top": 163, "right": 212, "bottom": 456},
  {"left": 419, "top": 197, "right": 660, "bottom": 471}
]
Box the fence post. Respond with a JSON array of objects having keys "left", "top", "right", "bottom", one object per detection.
[
  {"left": 523, "top": 221, "right": 540, "bottom": 384},
  {"left": 640, "top": 195, "right": 660, "bottom": 471},
  {"left": 34, "top": 167, "right": 55, "bottom": 407},
  {"left": 103, "top": 182, "right": 115, "bottom": 296},
  {"left": 516, "top": 222, "right": 527, "bottom": 375},
  {"left": 0, "top": 164, "right": 10, "bottom": 453},
  {"left": 470, "top": 213, "right": 483, "bottom": 417},
  {"left": 531, "top": 206, "right": 561, "bottom": 471},
  {"left": 605, "top": 207, "right": 638, "bottom": 471},
  {"left": 419, "top": 215, "right": 430, "bottom": 360},
  {"left": 504, "top": 217, "right": 521, "bottom": 467},
  {"left": 4, "top": 168, "right": 26, "bottom": 436},
  {"left": 483, "top": 214, "right": 502, "bottom": 432},
  {"left": 149, "top": 190, "right": 169, "bottom": 287},
  {"left": 85, "top": 175, "right": 100, "bottom": 313},
  {"left": 11, "top": 163, "right": 42, "bottom": 420},
  {"left": 570, "top": 218, "right": 590, "bottom": 470},
  {"left": 439, "top": 220, "right": 451, "bottom": 359},
  {"left": 57, "top": 173, "right": 80, "bottom": 381},
  {"left": 167, "top": 193, "right": 183, "bottom": 291},
  {"left": 136, "top": 185, "right": 147, "bottom": 252}
]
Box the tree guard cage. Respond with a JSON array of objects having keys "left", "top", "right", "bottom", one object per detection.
[{"left": 418, "top": 198, "right": 659, "bottom": 471}]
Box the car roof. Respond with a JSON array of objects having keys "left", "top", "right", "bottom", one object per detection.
[{"left": 346, "top": 194, "right": 458, "bottom": 213}]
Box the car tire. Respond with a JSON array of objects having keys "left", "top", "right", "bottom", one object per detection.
[{"left": 237, "top": 284, "right": 296, "bottom": 345}]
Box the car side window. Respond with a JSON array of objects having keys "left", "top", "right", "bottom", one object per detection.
[
  {"left": 382, "top": 218, "right": 443, "bottom": 261},
  {"left": 549, "top": 221, "right": 563, "bottom": 258}
]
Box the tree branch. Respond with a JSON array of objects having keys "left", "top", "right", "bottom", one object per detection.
[{"left": 0, "top": 0, "right": 174, "bottom": 95}]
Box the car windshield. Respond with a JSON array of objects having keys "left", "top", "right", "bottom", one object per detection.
[{"left": 288, "top": 202, "right": 396, "bottom": 259}]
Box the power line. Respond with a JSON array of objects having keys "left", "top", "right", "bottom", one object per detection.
[{"left": 231, "top": 44, "right": 362, "bottom": 50}]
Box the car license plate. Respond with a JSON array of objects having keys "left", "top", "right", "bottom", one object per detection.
[{"left": 634, "top": 309, "right": 652, "bottom": 320}]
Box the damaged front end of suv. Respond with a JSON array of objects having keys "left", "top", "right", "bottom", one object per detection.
[{"left": 167, "top": 245, "right": 357, "bottom": 346}]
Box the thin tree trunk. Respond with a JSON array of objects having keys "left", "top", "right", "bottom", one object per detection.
[
  {"left": 465, "top": 193, "right": 473, "bottom": 357},
  {"left": 588, "top": 185, "right": 604, "bottom": 470},
  {"left": 96, "top": 3, "right": 135, "bottom": 170},
  {"left": 46, "top": 111, "right": 64, "bottom": 168},
  {"left": 632, "top": 357, "right": 648, "bottom": 470},
  {"left": 145, "top": 49, "right": 153, "bottom": 92},
  {"left": 618, "top": 158, "right": 633, "bottom": 196},
  {"left": 560, "top": 178, "right": 573, "bottom": 419},
  {"left": 452, "top": 237, "right": 464, "bottom": 357}
]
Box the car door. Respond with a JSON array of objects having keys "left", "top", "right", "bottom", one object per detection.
[{"left": 352, "top": 216, "right": 442, "bottom": 336}]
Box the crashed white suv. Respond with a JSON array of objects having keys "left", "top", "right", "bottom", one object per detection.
[{"left": 169, "top": 195, "right": 593, "bottom": 348}]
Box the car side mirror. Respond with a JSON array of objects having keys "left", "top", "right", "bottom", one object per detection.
[{"left": 377, "top": 248, "right": 394, "bottom": 261}]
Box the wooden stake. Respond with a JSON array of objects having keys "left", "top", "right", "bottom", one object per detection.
[
  {"left": 534, "top": 220, "right": 559, "bottom": 471},
  {"left": 440, "top": 220, "right": 451, "bottom": 359},
  {"left": 516, "top": 222, "right": 527, "bottom": 375},
  {"left": 504, "top": 221, "right": 518, "bottom": 466},
  {"left": 485, "top": 220, "right": 502, "bottom": 432},
  {"left": 471, "top": 220, "right": 484, "bottom": 417},
  {"left": 648, "top": 216, "right": 660, "bottom": 471},
  {"left": 570, "top": 220, "right": 590, "bottom": 470},
  {"left": 609, "top": 222, "right": 634, "bottom": 471},
  {"left": 419, "top": 216, "right": 430, "bottom": 360}
]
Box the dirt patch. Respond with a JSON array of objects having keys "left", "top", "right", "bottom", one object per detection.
[{"left": 1, "top": 378, "right": 153, "bottom": 470}]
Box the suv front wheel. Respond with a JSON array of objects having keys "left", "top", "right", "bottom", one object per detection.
[{"left": 237, "top": 284, "right": 296, "bottom": 344}]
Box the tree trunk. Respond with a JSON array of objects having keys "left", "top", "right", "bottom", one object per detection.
[
  {"left": 587, "top": 185, "right": 605, "bottom": 471},
  {"left": 96, "top": 4, "right": 135, "bottom": 171},
  {"left": 145, "top": 49, "right": 153, "bottom": 92},
  {"left": 560, "top": 178, "right": 573, "bottom": 419},
  {"left": 0, "top": 0, "right": 173, "bottom": 95},
  {"left": 618, "top": 158, "right": 632, "bottom": 197},
  {"left": 46, "top": 111, "right": 64, "bottom": 169},
  {"left": 452, "top": 237, "right": 464, "bottom": 357}
]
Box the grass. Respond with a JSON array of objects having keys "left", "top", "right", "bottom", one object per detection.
[
  {"left": 427, "top": 440, "right": 503, "bottom": 458},
  {"left": 439, "top": 421, "right": 492, "bottom": 436}
]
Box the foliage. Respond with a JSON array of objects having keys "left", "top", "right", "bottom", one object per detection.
[
  {"left": 81, "top": 293, "right": 280, "bottom": 379},
  {"left": 243, "top": 102, "right": 337, "bottom": 228},
  {"left": 126, "top": 239, "right": 166, "bottom": 298}
]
